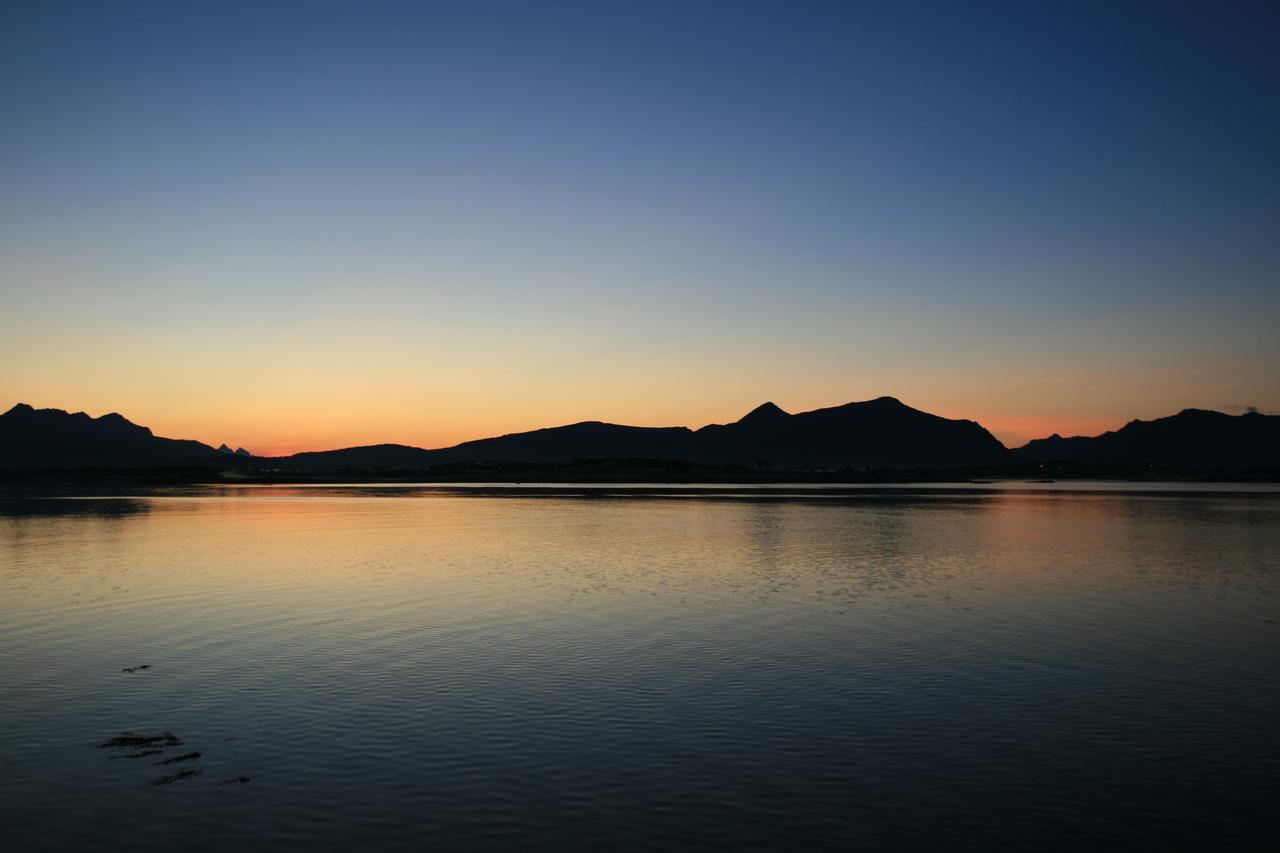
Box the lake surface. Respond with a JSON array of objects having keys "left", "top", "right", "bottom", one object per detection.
[{"left": 2, "top": 484, "right": 1278, "bottom": 850}]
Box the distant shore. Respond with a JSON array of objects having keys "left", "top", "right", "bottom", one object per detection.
[{"left": 2, "top": 461, "right": 1277, "bottom": 488}]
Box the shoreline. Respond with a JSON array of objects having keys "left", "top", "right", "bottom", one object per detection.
[{"left": 2, "top": 462, "right": 1278, "bottom": 488}]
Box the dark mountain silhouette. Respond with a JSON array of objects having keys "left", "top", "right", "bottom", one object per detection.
[
  {"left": 276, "top": 443, "right": 436, "bottom": 470},
  {"left": 690, "top": 396, "right": 1007, "bottom": 469},
  {"left": 736, "top": 401, "right": 790, "bottom": 425},
  {"left": 276, "top": 422, "right": 698, "bottom": 470},
  {"left": 0, "top": 404, "right": 240, "bottom": 470},
  {"left": 5, "top": 399, "right": 1277, "bottom": 474},
  {"left": 430, "top": 421, "right": 697, "bottom": 465},
  {"left": 271, "top": 396, "right": 1007, "bottom": 470},
  {"left": 1014, "top": 408, "right": 1280, "bottom": 470}
]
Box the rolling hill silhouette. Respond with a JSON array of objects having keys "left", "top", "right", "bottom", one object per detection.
[
  {"left": 271, "top": 397, "right": 1006, "bottom": 470},
  {"left": 1012, "top": 408, "right": 1280, "bottom": 470},
  {"left": 3, "top": 398, "right": 1277, "bottom": 473},
  {"left": 689, "top": 397, "right": 1006, "bottom": 469}
]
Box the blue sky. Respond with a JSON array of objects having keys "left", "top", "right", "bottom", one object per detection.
[{"left": 2, "top": 1, "right": 1277, "bottom": 451}]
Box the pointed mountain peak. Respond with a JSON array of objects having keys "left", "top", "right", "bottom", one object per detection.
[
  {"left": 235, "top": 447, "right": 252, "bottom": 457},
  {"left": 738, "top": 401, "right": 790, "bottom": 423},
  {"left": 217, "top": 443, "right": 235, "bottom": 455},
  {"left": 3, "top": 403, "right": 36, "bottom": 417}
]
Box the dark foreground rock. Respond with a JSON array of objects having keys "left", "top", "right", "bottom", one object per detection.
[
  {"left": 151, "top": 768, "right": 202, "bottom": 786},
  {"left": 100, "top": 732, "right": 181, "bottom": 749}
]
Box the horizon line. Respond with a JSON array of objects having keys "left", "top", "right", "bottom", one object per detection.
[{"left": 5, "top": 397, "right": 1269, "bottom": 460}]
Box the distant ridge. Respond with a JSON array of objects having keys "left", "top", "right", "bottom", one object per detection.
[
  {"left": 2, "top": 399, "right": 1277, "bottom": 472},
  {"left": 0, "top": 403, "right": 236, "bottom": 470},
  {"left": 688, "top": 396, "right": 1006, "bottom": 469},
  {"left": 1013, "top": 408, "right": 1280, "bottom": 470},
  {"left": 273, "top": 397, "right": 1006, "bottom": 471}
]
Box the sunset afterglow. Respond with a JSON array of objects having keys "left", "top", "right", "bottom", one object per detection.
[{"left": 2, "top": 3, "right": 1277, "bottom": 452}]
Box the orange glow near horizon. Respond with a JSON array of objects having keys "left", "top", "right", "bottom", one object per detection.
[
  {"left": 5, "top": 319, "right": 1274, "bottom": 456},
  {"left": 0, "top": 393, "right": 1181, "bottom": 456},
  {"left": 4, "top": 3, "right": 1280, "bottom": 470}
]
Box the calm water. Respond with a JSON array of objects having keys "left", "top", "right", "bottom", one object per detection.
[{"left": 2, "top": 484, "right": 1278, "bottom": 850}]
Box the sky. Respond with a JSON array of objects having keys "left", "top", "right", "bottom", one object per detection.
[{"left": 1, "top": 1, "right": 1277, "bottom": 454}]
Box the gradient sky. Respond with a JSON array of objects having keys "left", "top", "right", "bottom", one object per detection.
[{"left": 2, "top": 1, "right": 1277, "bottom": 454}]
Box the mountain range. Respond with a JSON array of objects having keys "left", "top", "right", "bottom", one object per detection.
[
  {"left": 0, "top": 403, "right": 234, "bottom": 470},
  {"left": 1, "top": 398, "right": 1276, "bottom": 473}
]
